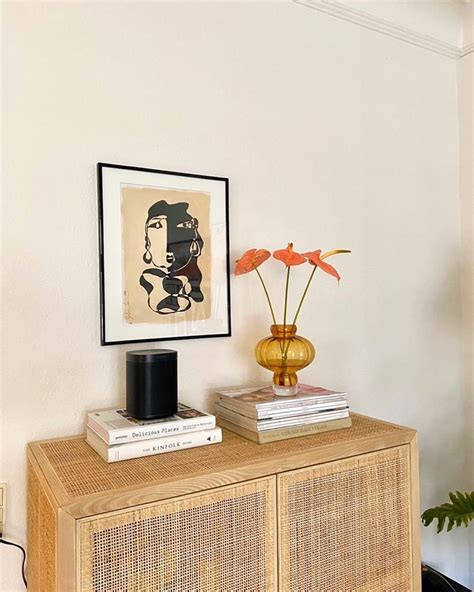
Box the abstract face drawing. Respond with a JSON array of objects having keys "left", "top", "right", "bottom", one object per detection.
[{"left": 139, "top": 200, "right": 204, "bottom": 315}]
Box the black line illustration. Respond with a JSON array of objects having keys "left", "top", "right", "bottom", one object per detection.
[{"left": 139, "top": 200, "right": 204, "bottom": 315}]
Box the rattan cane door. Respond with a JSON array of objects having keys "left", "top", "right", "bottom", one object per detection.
[
  {"left": 78, "top": 477, "right": 276, "bottom": 592},
  {"left": 278, "top": 446, "right": 413, "bottom": 592}
]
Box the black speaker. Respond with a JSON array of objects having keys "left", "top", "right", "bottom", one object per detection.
[{"left": 126, "top": 349, "right": 178, "bottom": 420}]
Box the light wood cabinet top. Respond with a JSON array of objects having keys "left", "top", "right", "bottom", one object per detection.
[{"left": 28, "top": 413, "right": 415, "bottom": 519}]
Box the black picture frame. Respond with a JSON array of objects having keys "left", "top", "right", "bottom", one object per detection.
[{"left": 97, "top": 162, "right": 231, "bottom": 345}]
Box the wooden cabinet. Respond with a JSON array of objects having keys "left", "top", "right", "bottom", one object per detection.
[
  {"left": 278, "top": 447, "right": 414, "bottom": 591},
  {"left": 78, "top": 478, "right": 277, "bottom": 592},
  {"left": 27, "top": 414, "right": 420, "bottom": 591}
]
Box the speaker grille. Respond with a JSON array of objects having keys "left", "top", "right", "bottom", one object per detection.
[
  {"left": 279, "top": 446, "right": 412, "bottom": 592},
  {"left": 79, "top": 477, "right": 276, "bottom": 591},
  {"left": 27, "top": 460, "right": 57, "bottom": 591}
]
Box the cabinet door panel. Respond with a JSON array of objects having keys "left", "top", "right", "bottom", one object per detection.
[
  {"left": 78, "top": 477, "right": 276, "bottom": 592},
  {"left": 278, "top": 446, "right": 412, "bottom": 592}
]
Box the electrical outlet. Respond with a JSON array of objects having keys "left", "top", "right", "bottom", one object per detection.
[{"left": 0, "top": 483, "right": 6, "bottom": 537}]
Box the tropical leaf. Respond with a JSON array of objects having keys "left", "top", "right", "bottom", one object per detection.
[{"left": 421, "top": 491, "right": 474, "bottom": 533}]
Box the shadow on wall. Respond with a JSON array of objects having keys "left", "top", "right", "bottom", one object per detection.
[
  {"left": 422, "top": 564, "right": 470, "bottom": 591},
  {"left": 426, "top": 258, "right": 463, "bottom": 330}
]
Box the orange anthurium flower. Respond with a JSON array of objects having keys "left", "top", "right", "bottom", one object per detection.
[
  {"left": 303, "top": 249, "right": 341, "bottom": 281},
  {"left": 273, "top": 243, "right": 306, "bottom": 267},
  {"left": 235, "top": 248, "right": 271, "bottom": 275}
]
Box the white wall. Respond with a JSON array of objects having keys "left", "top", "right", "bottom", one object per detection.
[
  {"left": 458, "top": 3, "right": 473, "bottom": 587},
  {"left": 1, "top": 1, "right": 470, "bottom": 589}
]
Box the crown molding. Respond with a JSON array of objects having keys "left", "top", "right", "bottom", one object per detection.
[
  {"left": 294, "top": 0, "right": 463, "bottom": 60},
  {"left": 461, "top": 42, "right": 474, "bottom": 57}
]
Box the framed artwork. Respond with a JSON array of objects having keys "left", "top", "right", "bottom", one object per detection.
[{"left": 97, "top": 163, "right": 231, "bottom": 345}]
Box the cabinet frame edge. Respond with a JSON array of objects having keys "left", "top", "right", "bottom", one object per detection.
[
  {"left": 409, "top": 433, "right": 421, "bottom": 591},
  {"left": 63, "top": 429, "right": 416, "bottom": 519}
]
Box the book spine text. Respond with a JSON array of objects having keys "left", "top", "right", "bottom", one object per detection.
[
  {"left": 108, "top": 428, "right": 222, "bottom": 462},
  {"left": 89, "top": 416, "right": 216, "bottom": 445}
]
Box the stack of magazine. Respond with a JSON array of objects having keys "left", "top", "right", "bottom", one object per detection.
[
  {"left": 86, "top": 403, "right": 222, "bottom": 463},
  {"left": 214, "top": 385, "right": 351, "bottom": 444}
]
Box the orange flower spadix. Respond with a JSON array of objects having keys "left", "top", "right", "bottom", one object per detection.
[{"left": 273, "top": 243, "right": 306, "bottom": 267}]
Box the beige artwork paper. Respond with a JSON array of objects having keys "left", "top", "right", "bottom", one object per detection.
[{"left": 121, "top": 185, "right": 211, "bottom": 324}]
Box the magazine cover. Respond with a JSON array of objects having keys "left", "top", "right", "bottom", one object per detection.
[
  {"left": 215, "top": 385, "right": 347, "bottom": 419},
  {"left": 216, "top": 384, "right": 345, "bottom": 404}
]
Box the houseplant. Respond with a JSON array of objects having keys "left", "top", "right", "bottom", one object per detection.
[
  {"left": 422, "top": 491, "right": 474, "bottom": 533},
  {"left": 235, "top": 243, "right": 350, "bottom": 395},
  {"left": 421, "top": 491, "right": 474, "bottom": 591}
]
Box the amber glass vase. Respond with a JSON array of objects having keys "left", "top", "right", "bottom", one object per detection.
[{"left": 255, "top": 325, "right": 316, "bottom": 396}]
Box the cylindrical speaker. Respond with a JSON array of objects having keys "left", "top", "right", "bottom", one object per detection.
[{"left": 126, "top": 349, "right": 178, "bottom": 420}]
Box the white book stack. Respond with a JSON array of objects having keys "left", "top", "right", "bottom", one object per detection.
[
  {"left": 86, "top": 403, "right": 222, "bottom": 463},
  {"left": 214, "top": 384, "right": 351, "bottom": 444}
]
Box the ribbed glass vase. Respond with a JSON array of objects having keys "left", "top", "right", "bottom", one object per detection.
[{"left": 255, "top": 325, "right": 315, "bottom": 396}]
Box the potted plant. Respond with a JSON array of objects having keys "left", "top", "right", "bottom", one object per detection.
[
  {"left": 234, "top": 244, "right": 350, "bottom": 395},
  {"left": 421, "top": 491, "right": 474, "bottom": 591}
]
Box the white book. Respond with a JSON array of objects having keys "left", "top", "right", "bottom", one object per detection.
[
  {"left": 86, "top": 426, "right": 222, "bottom": 463},
  {"left": 218, "top": 416, "right": 352, "bottom": 444},
  {"left": 87, "top": 403, "right": 216, "bottom": 445},
  {"left": 215, "top": 403, "right": 350, "bottom": 432}
]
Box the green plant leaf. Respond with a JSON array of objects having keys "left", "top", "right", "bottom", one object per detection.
[{"left": 422, "top": 491, "right": 474, "bottom": 533}]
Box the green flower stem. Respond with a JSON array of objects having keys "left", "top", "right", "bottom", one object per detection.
[
  {"left": 279, "top": 265, "right": 317, "bottom": 363},
  {"left": 281, "top": 266, "right": 291, "bottom": 362},
  {"left": 283, "top": 266, "right": 291, "bottom": 329},
  {"left": 254, "top": 267, "right": 277, "bottom": 326},
  {"left": 291, "top": 250, "right": 350, "bottom": 326},
  {"left": 292, "top": 266, "right": 317, "bottom": 326}
]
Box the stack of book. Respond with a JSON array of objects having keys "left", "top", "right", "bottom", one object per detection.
[
  {"left": 214, "top": 384, "right": 351, "bottom": 444},
  {"left": 86, "top": 403, "right": 222, "bottom": 463}
]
